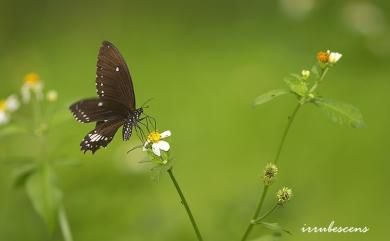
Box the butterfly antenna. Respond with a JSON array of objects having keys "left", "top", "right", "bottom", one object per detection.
[
  {"left": 141, "top": 97, "right": 154, "bottom": 108},
  {"left": 144, "top": 114, "right": 157, "bottom": 131},
  {"left": 127, "top": 144, "right": 144, "bottom": 154}
]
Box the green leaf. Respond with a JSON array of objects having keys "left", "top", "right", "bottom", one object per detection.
[
  {"left": 25, "top": 165, "right": 62, "bottom": 234},
  {"left": 314, "top": 98, "right": 365, "bottom": 128},
  {"left": 284, "top": 75, "right": 308, "bottom": 96},
  {"left": 260, "top": 222, "right": 291, "bottom": 235},
  {"left": 13, "top": 164, "right": 36, "bottom": 188},
  {"left": 253, "top": 89, "right": 290, "bottom": 106}
]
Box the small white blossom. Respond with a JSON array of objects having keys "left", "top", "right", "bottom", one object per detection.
[
  {"left": 301, "top": 70, "right": 310, "bottom": 79},
  {"left": 0, "top": 111, "right": 9, "bottom": 125},
  {"left": 328, "top": 51, "right": 342, "bottom": 64},
  {"left": 21, "top": 73, "right": 44, "bottom": 103},
  {"left": 143, "top": 130, "right": 171, "bottom": 156},
  {"left": 46, "top": 90, "right": 58, "bottom": 102},
  {"left": 5, "top": 95, "right": 20, "bottom": 112}
]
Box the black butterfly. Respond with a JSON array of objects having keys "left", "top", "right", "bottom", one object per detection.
[{"left": 70, "top": 41, "right": 144, "bottom": 153}]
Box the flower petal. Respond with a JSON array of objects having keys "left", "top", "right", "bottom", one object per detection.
[
  {"left": 143, "top": 140, "right": 150, "bottom": 151},
  {"left": 0, "top": 111, "right": 9, "bottom": 125},
  {"left": 152, "top": 143, "right": 161, "bottom": 156},
  {"left": 160, "top": 130, "right": 171, "bottom": 138},
  {"left": 6, "top": 95, "right": 20, "bottom": 112},
  {"left": 21, "top": 85, "right": 31, "bottom": 103},
  {"left": 157, "top": 140, "right": 170, "bottom": 151},
  {"left": 329, "top": 52, "right": 342, "bottom": 63}
]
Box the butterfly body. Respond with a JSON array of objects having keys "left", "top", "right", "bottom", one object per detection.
[
  {"left": 70, "top": 41, "right": 142, "bottom": 153},
  {"left": 122, "top": 108, "right": 143, "bottom": 141}
]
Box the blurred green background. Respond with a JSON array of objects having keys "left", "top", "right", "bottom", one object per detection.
[{"left": 1, "top": 0, "right": 389, "bottom": 240}]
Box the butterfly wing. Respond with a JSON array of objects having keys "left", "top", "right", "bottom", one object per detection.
[
  {"left": 69, "top": 98, "right": 127, "bottom": 123},
  {"left": 80, "top": 118, "right": 125, "bottom": 153},
  {"left": 96, "top": 41, "right": 136, "bottom": 109}
]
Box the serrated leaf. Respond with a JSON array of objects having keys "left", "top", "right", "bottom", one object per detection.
[
  {"left": 284, "top": 75, "right": 308, "bottom": 96},
  {"left": 26, "top": 165, "right": 62, "bottom": 234},
  {"left": 260, "top": 222, "right": 291, "bottom": 235},
  {"left": 314, "top": 98, "right": 365, "bottom": 128},
  {"left": 253, "top": 89, "right": 290, "bottom": 106}
]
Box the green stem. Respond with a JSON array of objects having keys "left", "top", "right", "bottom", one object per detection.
[
  {"left": 167, "top": 168, "right": 203, "bottom": 241},
  {"left": 274, "top": 103, "right": 301, "bottom": 165},
  {"left": 59, "top": 205, "right": 74, "bottom": 241},
  {"left": 309, "top": 67, "right": 329, "bottom": 93},
  {"left": 241, "top": 186, "right": 269, "bottom": 241},
  {"left": 252, "top": 204, "right": 279, "bottom": 224},
  {"left": 241, "top": 103, "right": 301, "bottom": 241}
]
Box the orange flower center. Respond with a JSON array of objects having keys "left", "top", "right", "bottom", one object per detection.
[{"left": 316, "top": 51, "right": 329, "bottom": 63}]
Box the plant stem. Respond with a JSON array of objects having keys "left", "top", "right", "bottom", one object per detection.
[
  {"left": 252, "top": 204, "right": 279, "bottom": 224},
  {"left": 274, "top": 103, "right": 301, "bottom": 165},
  {"left": 167, "top": 168, "right": 203, "bottom": 241},
  {"left": 59, "top": 205, "right": 74, "bottom": 241},
  {"left": 309, "top": 66, "right": 329, "bottom": 93},
  {"left": 241, "top": 185, "right": 269, "bottom": 241},
  {"left": 241, "top": 103, "right": 301, "bottom": 241}
]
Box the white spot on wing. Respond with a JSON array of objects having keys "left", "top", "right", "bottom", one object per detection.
[{"left": 116, "top": 67, "right": 119, "bottom": 72}]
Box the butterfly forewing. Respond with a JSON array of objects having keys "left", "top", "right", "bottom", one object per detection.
[
  {"left": 96, "top": 41, "right": 136, "bottom": 109},
  {"left": 70, "top": 98, "right": 127, "bottom": 123}
]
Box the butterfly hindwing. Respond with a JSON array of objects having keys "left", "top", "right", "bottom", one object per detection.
[
  {"left": 80, "top": 119, "right": 125, "bottom": 153},
  {"left": 96, "top": 41, "right": 136, "bottom": 109}
]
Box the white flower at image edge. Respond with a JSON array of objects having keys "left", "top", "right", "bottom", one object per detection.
[
  {"left": 0, "top": 95, "right": 20, "bottom": 125},
  {"left": 0, "top": 101, "right": 9, "bottom": 125},
  {"left": 143, "top": 130, "right": 171, "bottom": 156},
  {"left": 0, "top": 111, "right": 8, "bottom": 125}
]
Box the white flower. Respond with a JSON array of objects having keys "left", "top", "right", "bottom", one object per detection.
[
  {"left": 5, "top": 95, "right": 20, "bottom": 112},
  {"left": 21, "top": 73, "right": 44, "bottom": 103},
  {"left": 46, "top": 90, "right": 58, "bottom": 102},
  {"left": 328, "top": 51, "right": 342, "bottom": 64},
  {"left": 0, "top": 100, "right": 9, "bottom": 125},
  {"left": 143, "top": 130, "right": 171, "bottom": 156}
]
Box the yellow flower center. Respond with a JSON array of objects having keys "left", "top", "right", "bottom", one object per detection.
[
  {"left": 147, "top": 131, "right": 161, "bottom": 143},
  {"left": 0, "top": 100, "right": 6, "bottom": 111},
  {"left": 24, "top": 73, "right": 40, "bottom": 86}
]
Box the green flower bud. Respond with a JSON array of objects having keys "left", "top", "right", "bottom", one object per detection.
[
  {"left": 276, "top": 187, "right": 292, "bottom": 205},
  {"left": 263, "top": 163, "right": 278, "bottom": 185}
]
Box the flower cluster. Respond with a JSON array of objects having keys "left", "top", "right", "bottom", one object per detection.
[
  {"left": 316, "top": 50, "right": 342, "bottom": 64},
  {"left": 0, "top": 72, "right": 58, "bottom": 126}
]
